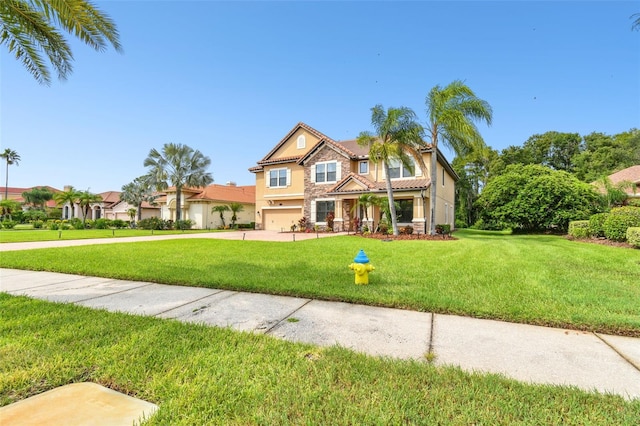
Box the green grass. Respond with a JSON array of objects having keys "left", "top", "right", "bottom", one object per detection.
[
  {"left": 0, "top": 228, "right": 216, "bottom": 243},
  {"left": 1, "top": 229, "right": 638, "bottom": 336},
  {"left": 2, "top": 295, "right": 638, "bottom": 424}
]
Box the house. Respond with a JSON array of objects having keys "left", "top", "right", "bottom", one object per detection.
[
  {"left": 157, "top": 183, "right": 256, "bottom": 229},
  {"left": 249, "top": 122, "right": 458, "bottom": 232},
  {"left": 0, "top": 186, "right": 60, "bottom": 208},
  {"left": 607, "top": 165, "right": 640, "bottom": 200},
  {"left": 59, "top": 188, "right": 161, "bottom": 221}
]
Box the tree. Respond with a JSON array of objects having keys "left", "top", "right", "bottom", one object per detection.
[
  {"left": 593, "top": 177, "right": 635, "bottom": 210},
  {"left": 127, "top": 208, "right": 137, "bottom": 223},
  {"left": 212, "top": 205, "right": 229, "bottom": 228},
  {"left": 453, "top": 146, "right": 498, "bottom": 227},
  {"left": 476, "top": 164, "right": 601, "bottom": 232},
  {"left": 0, "top": 199, "right": 22, "bottom": 220},
  {"left": 0, "top": 0, "right": 122, "bottom": 85},
  {"left": 632, "top": 13, "right": 640, "bottom": 31},
  {"left": 425, "top": 80, "right": 492, "bottom": 234},
  {"left": 53, "top": 186, "right": 80, "bottom": 218},
  {"left": 1, "top": 148, "right": 20, "bottom": 200},
  {"left": 144, "top": 143, "right": 213, "bottom": 222},
  {"left": 121, "top": 176, "right": 157, "bottom": 221},
  {"left": 21, "top": 186, "right": 53, "bottom": 210},
  {"left": 358, "top": 105, "right": 425, "bottom": 236},
  {"left": 76, "top": 190, "right": 101, "bottom": 226},
  {"left": 573, "top": 129, "right": 640, "bottom": 182},
  {"left": 351, "top": 193, "right": 379, "bottom": 230},
  {"left": 228, "top": 202, "right": 244, "bottom": 227}
]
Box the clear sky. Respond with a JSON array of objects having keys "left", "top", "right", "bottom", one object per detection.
[{"left": 1, "top": 1, "right": 639, "bottom": 193}]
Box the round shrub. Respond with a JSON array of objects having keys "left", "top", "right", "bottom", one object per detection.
[
  {"left": 627, "top": 227, "right": 640, "bottom": 248},
  {"left": 568, "top": 220, "right": 589, "bottom": 238},
  {"left": 603, "top": 207, "right": 640, "bottom": 242},
  {"left": 94, "top": 218, "right": 109, "bottom": 229},
  {"left": 588, "top": 213, "right": 609, "bottom": 238}
]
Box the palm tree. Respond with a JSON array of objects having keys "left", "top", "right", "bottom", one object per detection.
[
  {"left": 228, "top": 202, "right": 244, "bottom": 227},
  {"left": 0, "top": 199, "right": 21, "bottom": 220},
  {"left": 351, "top": 193, "right": 379, "bottom": 231},
  {"left": 0, "top": 0, "right": 122, "bottom": 85},
  {"left": 212, "top": 205, "right": 229, "bottom": 228},
  {"left": 595, "top": 177, "right": 635, "bottom": 209},
  {"left": 121, "top": 176, "right": 157, "bottom": 221},
  {"left": 425, "top": 80, "right": 493, "bottom": 234},
  {"left": 77, "top": 190, "right": 102, "bottom": 226},
  {"left": 1, "top": 148, "right": 20, "bottom": 200},
  {"left": 632, "top": 13, "right": 640, "bottom": 31},
  {"left": 144, "top": 143, "right": 213, "bottom": 222},
  {"left": 357, "top": 105, "right": 425, "bottom": 236},
  {"left": 54, "top": 186, "right": 80, "bottom": 219}
]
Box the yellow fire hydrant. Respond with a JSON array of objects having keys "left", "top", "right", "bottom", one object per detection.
[{"left": 349, "top": 249, "right": 374, "bottom": 285}]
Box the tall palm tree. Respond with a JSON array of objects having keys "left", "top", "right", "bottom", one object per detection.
[
  {"left": 121, "top": 176, "right": 157, "bottom": 221},
  {"left": 212, "top": 205, "right": 229, "bottom": 228},
  {"left": 0, "top": 0, "right": 122, "bottom": 85},
  {"left": 1, "top": 148, "right": 20, "bottom": 200},
  {"left": 228, "top": 202, "right": 244, "bottom": 227},
  {"left": 632, "top": 13, "right": 640, "bottom": 31},
  {"left": 425, "top": 80, "right": 493, "bottom": 235},
  {"left": 358, "top": 105, "right": 425, "bottom": 236},
  {"left": 77, "top": 190, "right": 102, "bottom": 226},
  {"left": 144, "top": 143, "right": 213, "bottom": 222},
  {"left": 54, "top": 186, "right": 80, "bottom": 219}
]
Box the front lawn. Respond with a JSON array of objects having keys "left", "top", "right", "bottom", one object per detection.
[
  {"left": 0, "top": 228, "right": 216, "bottom": 243},
  {"left": 1, "top": 295, "right": 637, "bottom": 424},
  {"left": 1, "top": 230, "right": 638, "bottom": 336}
]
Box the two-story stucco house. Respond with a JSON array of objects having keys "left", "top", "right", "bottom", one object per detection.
[{"left": 249, "top": 122, "right": 458, "bottom": 233}]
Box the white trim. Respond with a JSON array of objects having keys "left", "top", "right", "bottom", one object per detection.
[
  {"left": 264, "top": 193, "right": 304, "bottom": 198},
  {"left": 262, "top": 205, "right": 303, "bottom": 210},
  {"left": 358, "top": 160, "right": 369, "bottom": 174},
  {"left": 314, "top": 160, "right": 339, "bottom": 184},
  {"left": 297, "top": 135, "right": 306, "bottom": 149}
]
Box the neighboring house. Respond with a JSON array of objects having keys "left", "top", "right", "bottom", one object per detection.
[
  {"left": 158, "top": 183, "right": 256, "bottom": 229},
  {"left": 249, "top": 122, "right": 458, "bottom": 232},
  {"left": 0, "top": 186, "right": 60, "bottom": 208},
  {"left": 607, "top": 165, "right": 640, "bottom": 200},
  {"left": 60, "top": 188, "right": 161, "bottom": 221}
]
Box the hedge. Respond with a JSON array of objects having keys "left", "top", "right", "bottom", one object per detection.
[
  {"left": 627, "top": 227, "right": 640, "bottom": 248},
  {"left": 603, "top": 207, "right": 640, "bottom": 242},
  {"left": 568, "top": 220, "right": 589, "bottom": 238},
  {"left": 588, "top": 213, "right": 608, "bottom": 238}
]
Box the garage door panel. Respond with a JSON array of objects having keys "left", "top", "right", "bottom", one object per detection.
[{"left": 263, "top": 209, "right": 301, "bottom": 231}]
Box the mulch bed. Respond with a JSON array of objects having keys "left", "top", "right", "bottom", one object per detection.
[{"left": 565, "top": 236, "right": 635, "bottom": 249}]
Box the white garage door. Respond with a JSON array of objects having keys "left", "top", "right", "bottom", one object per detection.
[{"left": 262, "top": 209, "right": 302, "bottom": 231}]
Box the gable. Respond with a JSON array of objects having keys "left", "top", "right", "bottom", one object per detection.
[{"left": 259, "top": 123, "right": 332, "bottom": 165}]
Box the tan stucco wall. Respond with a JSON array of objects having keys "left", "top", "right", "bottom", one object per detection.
[{"left": 272, "top": 129, "right": 321, "bottom": 159}]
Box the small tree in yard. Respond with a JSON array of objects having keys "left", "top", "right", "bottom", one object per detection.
[
  {"left": 476, "top": 164, "right": 602, "bottom": 232},
  {"left": 228, "top": 202, "right": 244, "bottom": 227},
  {"left": 212, "top": 205, "right": 229, "bottom": 228}
]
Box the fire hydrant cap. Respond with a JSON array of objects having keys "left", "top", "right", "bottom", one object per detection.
[{"left": 354, "top": 249, "right": 370, "bottom": 264}]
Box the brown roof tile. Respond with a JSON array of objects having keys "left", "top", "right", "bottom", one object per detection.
[{"left": 186, "top": 184, "right": 256, "bottom": 204}]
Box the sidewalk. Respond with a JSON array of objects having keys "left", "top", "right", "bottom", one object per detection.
[{"left": 2, "top": 267, "right": 639, "bottom": 400}]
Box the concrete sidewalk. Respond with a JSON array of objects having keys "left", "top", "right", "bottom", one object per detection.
[{"left": 2, "top": 268, "right": 639, "bottom": 400}]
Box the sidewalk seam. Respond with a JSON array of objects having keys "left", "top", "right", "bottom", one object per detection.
[
  {"left": 594, "top": 333, "right": 640, "bottom": 373},
  {"left": 428, "top": 313, "right": 435, "bottom": 356},
  {"left": 152, "top": 289, "right": 229, "bottom": 317},
  {"left": 263, "top": 299, "right": 313, "bottom": 335}
]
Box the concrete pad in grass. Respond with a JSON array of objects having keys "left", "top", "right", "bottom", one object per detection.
[
  {"left": 76, "top": 284, "right": 220, "bottom": 316},
  {"left": 0, "top": 382, "right": 157, "bottom": 425},
  {"left": 159, "top": 291, "right": 309, "bottom": 332},
  {"left": 432, "top": 314, "right": 640, "bottom": 399},
  {"left": 270, "top": 300, "right": 432, "bottom": 359}
]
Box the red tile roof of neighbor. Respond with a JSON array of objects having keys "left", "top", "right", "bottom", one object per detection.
[
  {"left": 98, "top": 191, "right": 122, "bottom": 207},
  {"left": 2, "top": 186, "right": 61, "bottom": 208},
  {"left": 186, "top": 184, "right": 256, "bottom": 204},
  {"left": 609, "top": 165, "right": 640, "bottom": 184}
]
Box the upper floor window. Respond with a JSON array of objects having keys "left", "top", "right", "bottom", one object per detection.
[
  {"left": 359, "top": 161, "right": 369, "bottom": 174},
  {"left": 315, "top": 161, "right": 337, "bottom": 183},
  {"left": 269, "top": 168, "right": 289, "bottom": 188},
  {"left": 297, "top": 135, "right": 306, "bottom": 149},
  {"left": 388, "top": 159, "right": 415, "bottom": 179}
]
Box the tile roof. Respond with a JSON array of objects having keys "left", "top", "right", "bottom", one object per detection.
[
  {"left": 259, "top": 122, "right": 335, "bottom": 163},
  {"left": 186, "top": 184, "right": 256, "bottom": 204},
  {"left": 609, "top": 165, "right": 640, "bottom": 184},
  {"left": 327, "top": 172, "right": 431, "bottom": 194}
]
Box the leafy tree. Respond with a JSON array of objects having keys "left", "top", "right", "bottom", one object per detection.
[
  {"left": 144, "top": 143, "right": 213, "bottom": 222},
  {"left": 53, "top": 186, "right": 80, "bottom": 218},
  {"left": 573, "top": 129, "right": 640, "bottom": 182},
  {"left": 0, "top": 0, "right": 122, "bottom": 85},
  {"left": 476, "top": 164, "right": 601, "bottom": 232},
  {"left": 358, "top": 105, "right": 425, "bottom": 236},
  {"left": 1, "top": 148, "right": 20, "bottom": 200},
  {"left": 76, "top": 190, "right": 102, "bottom": 226},
  {"left": 121, "top": 176, "right": 158, "bottom": 221},
  {"left": 212, "top": 205, "right": 229, "bottom": 228},
  {"left": 425, "top": 80, "right": 492, "bottom": 234},
  {"left": 228, "top": 202, "right": 244, "bottom": 227},
  {"left": 453, "top": 146, "right": 498, "bottom": 227},
  {"left": 21, "top": 186, "right": 53, "bottom": 210},
  {"left": 0, "top": 199, "right": 21, "bottom": 220}
]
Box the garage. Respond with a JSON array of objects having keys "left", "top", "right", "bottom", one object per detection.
[{"left": 262, "top": 208, "right": 302, "bottom": 231}]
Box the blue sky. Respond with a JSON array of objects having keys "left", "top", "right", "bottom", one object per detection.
[{"left": 1, "top": 1, "right": 639, "bottom": 193}]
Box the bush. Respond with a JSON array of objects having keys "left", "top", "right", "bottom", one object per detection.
[
  {"left": 32, "top": 220, "right": 44, "bottom": 229},
  {"left": 48, "top": 220, "right": 59, "bottom": 230},
  {"left": 138, "top": 217, "right": 168, "bottom": 230},
  {"left": 588, "top": 213, "right": 609, "bottom": 238},
  {"left": 400, "top": 226, "right": 414, "bottom": 235},
  {"left": 435, "top": 224, "right": 451, "bottom": 235},
  {"left": 69, "top": 218, "right": 84, "bottom": 229},
  {"left": 628, "top": 199, "right": 640, "bottom": 208},
  {"left": 1, "top": 220, "right": 17, "bottom": 229},
  {"left": 568, "top": 220, "right": 590, "bottom": 238},
  {"left": 603, "top": 207, "right": 640, "bottom": 242},
  {"left": 94, "top": 218, "right": 109, "bottom": 229},
  {"left": 175, "top": 219, "right": 193, "bottom": 230},
  {"left": 627, "top": 228, "right": 640, "bottom": 248},
  {"left": 111, "top": 219, "right": 127, "bottom": 229},
  {"left": 455, "top": 219, "right": 466, "bottom": 229}
]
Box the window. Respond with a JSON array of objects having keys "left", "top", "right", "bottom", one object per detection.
[
  {"left": 316, "top": 200, "right": 335, "bottom": 223},
  {"left": 269, "top": 168, "right": 288, "bottom": 188},
  {"left": 397, "top": 199, "right": 413, "bottom": 223},
  {"left": 297, "top": 135, "right": 306, "bottom": 149},
  {"left": 388, "top": 159, "right": 415, "bottom": 179},
  {"left": 315, "top": 161, "right": 337, "bottom": 183},
  {"left": 359, "top": 161, "right": 369, "bottom": 174}
]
